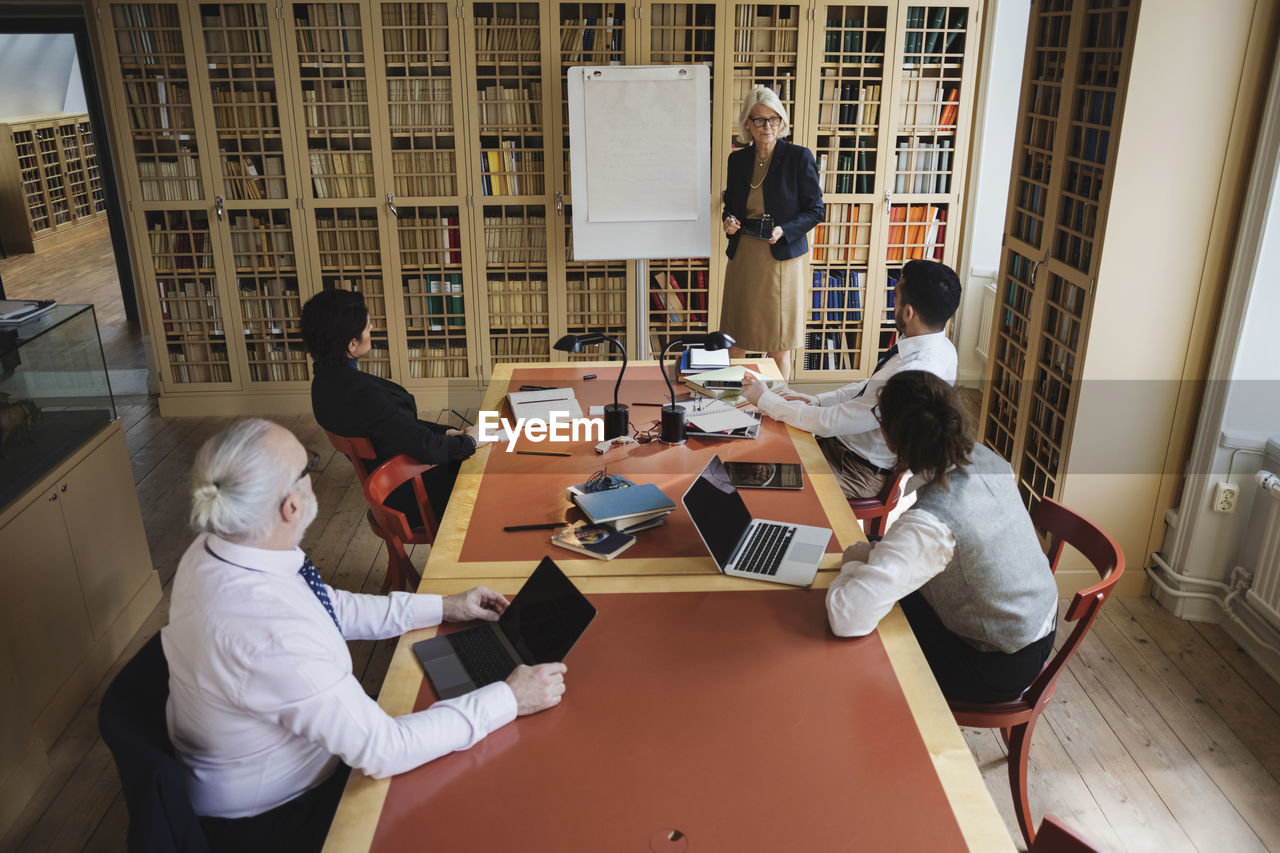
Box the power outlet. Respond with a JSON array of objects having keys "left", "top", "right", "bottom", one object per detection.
[{"left": 1213, "top": 481, "right": 1240, "bottom": 513}]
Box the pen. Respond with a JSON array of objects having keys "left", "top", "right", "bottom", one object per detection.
[
  {"left": 516, "top": 450, "right": 572, "bottom": 457},
  {"left": 450, "top": 408, "right": 473, "bottom": 426},
  {"left": 503, "top": 522, "right": 567, "bottom": 531},
  {"left": 633, "top": 402, "right": 668, "bottom": 407}
]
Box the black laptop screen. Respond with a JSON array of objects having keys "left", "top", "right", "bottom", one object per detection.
[
  {"left": 499, "top": 557, "right": 597, "bottom": 664},
  {"left": 682, "top": 455, "right": 754, "bottom": 568}
]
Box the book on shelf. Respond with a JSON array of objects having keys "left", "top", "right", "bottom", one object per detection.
[{"left": 551, "top": 521, "right": 636, "bottom": 561}]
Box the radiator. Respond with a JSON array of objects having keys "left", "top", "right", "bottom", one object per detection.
[
  {"left": 975, "top": 280, "right": 997, "bottom": 361},
  {"left": 1245, "top": 470, "right": 1280, "bottom": 630}
]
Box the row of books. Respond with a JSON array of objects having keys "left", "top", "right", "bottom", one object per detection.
[
  {"left": 649, "top": 4, "right": 715, "bottom": 56},
  {"left": 202, "top": 6, "right": 272, "bottom": 61},
  {"left": 733, "top": 6, "right": 799, "bottom": 60},
  {"left": 391, "top": 151, "right": 459, "bottom": 197},
  {"left": 149, "top": 225, "right": 213, "bottom": 271},
  {"left": 307, "top": 151, "right": 375, "bottom": 198},
  {"left": 822, "top": 20, "right": 887, "bottom": 64},
  {"left": 211, "top": 87, "right": 279, "bottom": 131},
  {"left": 566, "top": 273, "right": 628, "bottom": 319},
  {"left": 902, "top": 7, "right": 968, "bottom": 62},
  {"left": 114, "top": 5, "right": 183, "bottom": 63},
  {"left": 816, "top": 77, "right": 881, "bottom": 128},
  {"left": 406, "top": 342, "right": 469, "bottom": 378},
  {"left": 730, "top": 72, "right": 793, "bottom": 111},
  {"left": 803, "top": 331, "right": 859, "bottom": 371},
  {"left": 476, "top": 83, "right": 543, "bottom": 130},
  {"left": 559, "top": 16, "right": 623, "bottom": 63},
  {"left": 167, "top": 343, "right": 232, "bottom": 384},
  {"left": 487, "top": 279, "right": 548, "bottom": 320},
  {"left": 397, "top": 212, "right": 463, "bottom": 264},
  {"left": 230, "top": 216, "right": 295, "bottom": 269},
  {"left": 246, "top": 343, "right": 309, "bottom": 383},
  {"left": 490, "top": 336, "right": 551, "bottom": 360},
  {"left": 810, "top": 271, "right": 863, "bottom": 324},
  {"left": 896, "top": 81, "right": 960, "bottom": 130},
  {"left": 483, "top": 214, "right": 547, "bottom": 265},
  {"left": 358, "top": 348, "right": 392, "bottom": 378},
  {"left": 886, "top": 204, "right": 948, "bottom": 262},
  {"left": 382, "top": 3, "right": 450, "bottom": 59},
  {"left": 300, "top": 83, "right": 370, "bottom": 131},
  {"left": 893, "top": 137, "right": 954, "bottom": 194},
  {"left": 222, "top": 156, "right": 286, "bottom": 200},
  {"left": 387, "top": 78, "right": 453, "bottom": 128},
  {"left": 812, "top": 203, "right": 871, "bottom": 264},
  {"left": 649, "top": 269, "right": 709, "bottom": 325},
  {"left": 404, "top": 275, "right": 466, "bottom": 329},
  {"left": 238, "top": 282, "right": 301, "bottom": 335},
  {"left": 137, "top": 155, "right": 202, "bottom": 201},
  {"left": 480, "top": 144, "right": 546, "bottom": 196},
  {"left": 817, "top": 141, "right": 876, "bottom": 195},
  {"left": 122, "top": 80, "right": 195, "bottom": 132},
  {"left": 473, "top": 17, "right": 541, "bottom": 62},
  {"left": 158, "top": 279, "right": 222, "bottom": 338},
  {"left": 294, "top": 6, "right": 362, "bottom": 62}
]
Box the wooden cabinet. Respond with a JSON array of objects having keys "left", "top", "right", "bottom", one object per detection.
[
  {"left": 0, "top": 113, "right": 106, "bottom": 254},
  {"left": 94, "top": 0, "right": 982, "bottom": 413}
]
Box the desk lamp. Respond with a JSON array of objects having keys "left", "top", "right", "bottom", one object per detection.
[
  {"left": 659, "top": 331, "right": 735, "bottom": 444},
  {"left": 553, "top": 332, "right": 629, "bottom": 439}
]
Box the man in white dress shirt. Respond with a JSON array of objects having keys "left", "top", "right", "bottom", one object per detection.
[
  {"left": 162, "top": 418, "right": 567, "bottom": 852},
  {"left": 741, "top": 259, "right": 961, "bottom": 499}
]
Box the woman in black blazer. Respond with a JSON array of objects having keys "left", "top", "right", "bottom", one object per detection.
[
  {"left": 301, "top": 288, "right": 479, "bottom": 525},
  {"left": 720, "top": 85, "right": 825, "bottom": 381}
]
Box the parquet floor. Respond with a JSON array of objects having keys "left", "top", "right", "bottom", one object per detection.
[{"left": 2, "top": 400, "right": 1279, "bottom": 852}]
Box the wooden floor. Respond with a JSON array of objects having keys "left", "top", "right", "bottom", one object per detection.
[{"left": 0, "top": 402, "right": 1278, "bottom": 852}]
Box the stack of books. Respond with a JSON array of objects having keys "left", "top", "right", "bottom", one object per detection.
[
  {"left": 567, "top": 478, "right": 675, "bottom": 534},
  {"left": 678, "top": 345, "right": 731, "bottom": 375}
]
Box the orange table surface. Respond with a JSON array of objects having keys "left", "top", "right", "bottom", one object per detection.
[{"left": 369, "top": 589, "right": 968, "bottom": 852}]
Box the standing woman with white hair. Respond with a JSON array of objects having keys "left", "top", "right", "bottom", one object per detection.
[{"left": 720, "top": 85, "right": 824, "bottom": 381}]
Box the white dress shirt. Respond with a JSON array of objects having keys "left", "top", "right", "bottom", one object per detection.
[
  {"left": 825, "top": 508, "right": 1058, "bottom": 642},
  {"left": 752, "top": 330, "right": 958, "bottom": 468},
  {"left": 162, "top": 533, "right": 517, "bottom": 818}
]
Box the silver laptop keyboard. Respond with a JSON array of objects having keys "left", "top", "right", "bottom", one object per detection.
[
  {"left": 734, "top": 522, "right": 795, "bottom": 576},
  {"left": 447, "top": 629, "right": 517, "bottom": 687}
]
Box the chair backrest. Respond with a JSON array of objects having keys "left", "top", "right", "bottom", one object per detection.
[
  {"left": 1022, "top": 497, "right": 1125, "bottom": 707},
  {"left": 325, "top": 430, "right": 379, "bottom": 485},
  {"left": 1030, "top": 815, "right": 1102, "bottom": 853},
  {"left": 363, "top": 454, "right": 440, "bottom": 542},
  {"left": 99, "top": 634, "right": 210, "bottom": 853}
]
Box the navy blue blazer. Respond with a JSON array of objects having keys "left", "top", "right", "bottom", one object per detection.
[{"left": 721, "top": 138, "right": 825, "bottom": 262}]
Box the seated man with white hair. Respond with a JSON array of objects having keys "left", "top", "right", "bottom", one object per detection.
[{"left": 162, "top": 418, "right": 567, "bottom": 853}]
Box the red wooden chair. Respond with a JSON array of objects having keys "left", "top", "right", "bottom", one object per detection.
[
  {"left": 1029, "top": 815, "right": 1102, "bottom": 853},
  {"left": 949, "top": 497, "right": 1125, "bottom": 848},
  {"left": 847, "top": 468, "right": 909, "bottom": 538},
  {"left": 325, "top": 431, "right": 438, "bottom": 593}
]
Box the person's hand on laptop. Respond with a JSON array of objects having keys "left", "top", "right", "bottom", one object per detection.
[
  {"left": 442, "top": 586, "right": 509, "bottom": 623},
  {"left": 507, "top": 663, "right": 567, "bottom": 715}
]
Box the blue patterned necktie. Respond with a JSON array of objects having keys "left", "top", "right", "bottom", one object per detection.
[{"left": 299, "top": 557, "right": 341, "bottom": 631}]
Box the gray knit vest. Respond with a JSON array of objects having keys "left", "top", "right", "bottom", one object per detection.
[{"left": 911, "top": 445, "right": 1058, "bottom": 653}]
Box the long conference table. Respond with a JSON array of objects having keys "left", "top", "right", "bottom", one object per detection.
[{"left": 324, "top": 361, "right": 1015, "bottom": 852}]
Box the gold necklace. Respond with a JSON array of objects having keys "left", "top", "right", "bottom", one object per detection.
[{"left": 749, "top": 156, "right": 771, "bottom": 189}]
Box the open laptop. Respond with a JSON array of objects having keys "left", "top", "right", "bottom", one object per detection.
[
  {"left": 413, "top": 556, "right": 596, "bottom": 699},
  {"left": 681, "top": 455, "right": 832, "bottom": 587}
]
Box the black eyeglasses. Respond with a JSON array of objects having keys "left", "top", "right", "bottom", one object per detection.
[
  {"left": 297, "top": 448, "right": 320, "bottom": 482},
  {"left": 871, "top": 404, "right": 882, "bottom": 425},
  {"left": 749, "top": 116, "right": 782, "bottom": 128}
]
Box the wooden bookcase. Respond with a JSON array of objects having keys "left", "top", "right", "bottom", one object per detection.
[
  {"left": 92, "top": 0, "right": 981, "bottom": 413},
  {"left": 0, "top": 113, "right": 106, "bottom": 254}
]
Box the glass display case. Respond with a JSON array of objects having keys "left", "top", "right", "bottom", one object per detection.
[{"left": 0, "top": 304, "right": 115, "bottom": 509}]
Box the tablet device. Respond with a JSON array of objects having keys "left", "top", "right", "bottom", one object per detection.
[{"left": 723, "top": 461, "right": 803, "bottom": 489}]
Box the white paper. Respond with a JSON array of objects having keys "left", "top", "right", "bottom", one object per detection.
[
  {"left": 583, "top": 77, "right": 698, "bottom": 222},
  {"left": 677, "top": 400, "right": 760, "bottom": 432}
]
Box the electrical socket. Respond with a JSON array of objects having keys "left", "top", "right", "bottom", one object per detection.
[{"left": 1213, "top": 481, "right": 1239, "bottom": 513}]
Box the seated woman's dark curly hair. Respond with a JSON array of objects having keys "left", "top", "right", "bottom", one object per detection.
[
  {"left": 876, "top": 370, "right": 972, "bottom": 490},
  {"left": 300, "top": 288, "right": 369, "bottom": 368}
]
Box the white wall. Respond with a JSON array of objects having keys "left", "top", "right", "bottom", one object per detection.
[
  {"left": 954, "top": 0, "right": 1029, "bottom": 385},
  {"left": 0, "top": 33, "right": 78, "bottom": 119},
  {"left": 63, "top": 49, "right": 87, "bottom": 114}
]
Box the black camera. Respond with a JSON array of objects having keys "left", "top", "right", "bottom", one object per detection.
[{"left": 739, "top": 214, "right": 774, "bottom": 240}]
